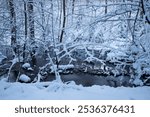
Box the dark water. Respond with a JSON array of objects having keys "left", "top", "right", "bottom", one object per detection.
[
  {"left": 44, "top": 73, "right": 131, "bottom": 87},
  {"left": 6, "top": 71, "right": 131, "bottom": 87}
]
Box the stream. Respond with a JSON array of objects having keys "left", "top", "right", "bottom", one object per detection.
[{"left": 44, "top": 73, "right": 131, "bottom": 87}]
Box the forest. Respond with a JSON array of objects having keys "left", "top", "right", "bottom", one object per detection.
[{"left": 0, "top": 0, "right": 150, "bottom": 89}]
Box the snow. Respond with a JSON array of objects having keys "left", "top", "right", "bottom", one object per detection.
[
  {"left": 19, "top": 74, "right": 31, "bottom": 83},
  {"left": 22, "top": 63, "right": 31, "bottom": 69},
  {"left": 133, "top": 79, "right": 144, "bottom": 86},
  {"left": 27, "top": 67, "right": 33, "bottom": 71},
  {"left": 0, "top": 80, "right": 150, "bottom": 100},
  {"left": 51, "top": 64, "right": 74, "bottom": 70},
  {"left": 50, "top": 64, "right": 74, "bottom": 73}
]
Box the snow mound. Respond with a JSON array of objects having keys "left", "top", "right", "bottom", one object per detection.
[
  {"left": 22, "top": 63, "right": 31, "bottom": 69},
  {"left": 19, "top": 74, "right": 31, "bottom": 82}
]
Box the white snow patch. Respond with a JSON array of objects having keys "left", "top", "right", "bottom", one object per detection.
[
  {"left": 19, "top": 74, "right": 31, "bottom": 83},
  {"left": 0, "top": 80, "right": 150, "bottom": 100},
  {"left": 50, "top": 64, "right": 74, "bottom": 72},
  {"left": 22, "top": 63, "right": 31, "bottom": 69},
  {"left": 27, "top": 68, "right": 33, "bottom": 71},
  {"left": 106, "top": 50, "right": 127, "bottom": 62},
  {"left": 58, "top": 64, "right": 74, "bottom": 69},
  {"left": 133, "top": 79, "right": 144, "bottom": 86}
]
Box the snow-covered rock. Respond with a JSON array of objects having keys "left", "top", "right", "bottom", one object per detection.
[
  {"left": 19, "top": 74, "right": 31, "bottom": 83},
  {"left": 22, "top": 63, "right": 31, "bottom": 69}
]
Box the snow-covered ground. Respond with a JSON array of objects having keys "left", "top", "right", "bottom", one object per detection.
[{"left": 0, "top": 80, "right": 150, "bottom": 100}]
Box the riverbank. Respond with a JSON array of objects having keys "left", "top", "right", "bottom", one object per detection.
[{"left": 0, "top": 80, "right": 150, "bottom": 100}]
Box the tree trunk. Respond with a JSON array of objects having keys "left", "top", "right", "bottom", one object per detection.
[
  {"left": 27, "top": 0, "right": 35, "bottom": 41},
  {"left": 105, "top": 0, "right": 108, "bottom": 14},
  {"left": 7, "top": 0, "right": 17, "bottom": 54},
  {"left": 40, "top": 1, "right": 46, "bottom": 41},
  {"left": 72, "top": 0, "right": 75, "bottom": 14},
  {"left": 60, "top": 0, "right": 66, "bottom": 43},
  {"left": 27, "top": 0, "right": 36, "bottom": 66},
  {"left": 23, "top": 1, "right": 28, "bottom": 62}
]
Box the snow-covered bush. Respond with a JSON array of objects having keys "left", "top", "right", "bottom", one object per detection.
[{"left": 129, "top": 30, "right": 150, "bottom": 86}]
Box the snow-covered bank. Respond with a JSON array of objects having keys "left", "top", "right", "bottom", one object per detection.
[{"left": 0, "top": 80, "right": 150, "bottom": 100}]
